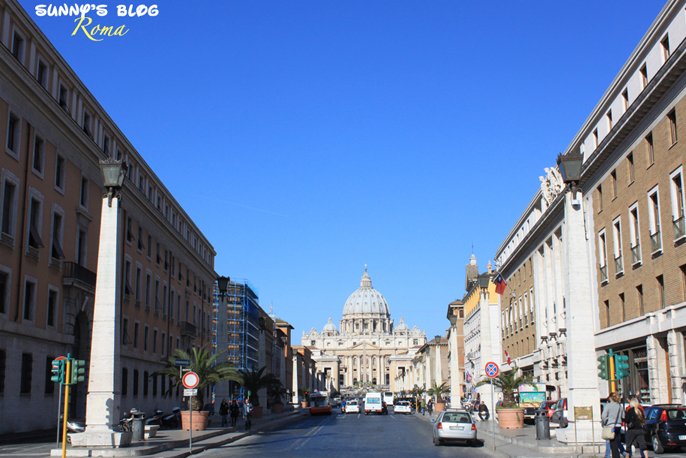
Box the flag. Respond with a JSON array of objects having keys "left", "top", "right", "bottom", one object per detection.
[
  {"left": 494, "top": 273, "right": 507, "bottom": 295},
  {"left": 466, "top": 372, "right": 472, "bottom": 383},
  {"left": 504, "top": 349, "right": 512, "bottom": 365}
]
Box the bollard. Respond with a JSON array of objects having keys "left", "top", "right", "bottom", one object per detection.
[
  {"left": 535, "top": 412, "right": 550, "bottom": 440},
  {"left": 131, "top": 409, "right": 145, "bottom": 441}
]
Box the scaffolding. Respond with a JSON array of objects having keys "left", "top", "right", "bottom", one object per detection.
[{"left": 213, "top": 278, "right": 260, "bottom": 372}]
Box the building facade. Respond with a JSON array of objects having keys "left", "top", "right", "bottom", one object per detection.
[{"left": 0, "top": 0, "right": 216, "bottom": 434}]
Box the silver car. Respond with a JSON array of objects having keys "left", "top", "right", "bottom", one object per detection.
[{"left": 431, "top": 409, "right": 477, "bottom": 446}]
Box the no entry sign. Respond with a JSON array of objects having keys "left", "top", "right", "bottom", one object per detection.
[
  {"left": 182, "top": 371, "right": 199, "bottom": 389},
  {"left": 485, "top": 362, "right": 499, "bottom": 378}
]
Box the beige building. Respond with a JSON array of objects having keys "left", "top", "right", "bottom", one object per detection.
[
  {"left": 0, "top": 0, "right": 216, "bottom": 434},
  {"left": 302, "top": 268, "right": 426, "bottom": 393}
]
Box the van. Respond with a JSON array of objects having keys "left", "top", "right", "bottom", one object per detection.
[{"left": 364, "top": 392, "right": 384, "bottom": 415}]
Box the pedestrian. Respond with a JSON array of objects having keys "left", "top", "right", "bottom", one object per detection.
[
  {"left": 230, "top": 400, "right": 240, "bottom": 427},
  {"left": 625, "top": 397, "right": 649, "bottom": 458},
  {"left": 427, "top": 399, "right": 433, "bottom": 415},
  {"left": 243, "top": 399, "right": 253, "bottom": 431},
  {"left": 478, "top": 401, "right": 490, "bottom": 421},
  {"left": 602, "top": 392, "right": 625, "bottom": 458},
  {"left": 219, "top": 398, "right": 229, "bottom": 427},
  {"left": 421, "top": 398, "right": 426, "bottom": 416}
]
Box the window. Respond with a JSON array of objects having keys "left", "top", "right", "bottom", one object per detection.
[
  {"left": 58, "top": 84, "right": 69, "bottom": 113},
  {"left": 147, "top": 235, "right": 152, "bottom": 258},
  {"left": 0, "top": 271, "right": 7, "bottom": 314},
  {"left": 32, "top": 136, "right": 44, "bottom": 176},
  {"left": 593, "top": 128, "right": 599, "bottom": 149},
  {"left": 629, "top": 203, "right": 641, "bottom": 264},
  {"left": 668, "top": 110, "right": 678, "bottom": 145},
  {"left": 124, "top": 260, "right": 132, "bottom": 296},
  {"left": 670, "top": 167, "right": 685, "bottom": 240},
  {"left": 613, "top": 218, "right": 623, "bottom": 275},
  {"left": 153, "top": 330, "right": 158, "bottom": 354},
  {"left": 28, "top": 197, "right": 44, "bottom": 251},
  {"left": 646, "top": 132, "right": 654, "bottom": 165},
  {"left": 6, "top": 112, "right": 20, "bottom": 156},
  {"left": 11, "top": 31, "right": 24, "bottom": 63},
  {"left": 55, "top": 155, "right": 66, "bottom": 192},
  {"left": 102, "top": 134, "right": 110, "bottom": 157},
  {"left": 137, "top": 227, "right": 144, "bottom": 251},
  {"left": 145, "top": 274, "right": 151, "bottom": 308},
  {"left": 1, "top": 174, "right": 18, "bottom": 239},
  {"left": 619, "top": 293, "right": 626, "bottom": 322},
  {"left": 51, "top": 210, "right": 65, "bottom": 262},
  {"left": 161, "top": 332, "right": 166, "bottom": 356},
  {"left": 47, "top": 288, "right": 58, "bottom": 327},
  {"left": 599, "top": 230, "right": 608, "bottom": 283},
  {"left": 622, "top": 89, "right": 629, "bottom": 111},
  {"left": 135, "top": 267, "right": 142, "bottom": 303},
  {"left": 36, "top": 59, "right": 48, "bottom": 89},
  {"left": 607, "top": 110, "right": 613, "bottom": 130},
  {"left": 611, "top": 170, "right": 617, "bottom": 198},
  {"left": 126, "top": 217, "right": 134, "bottom": 243},
  {"left": 597, "top": 185, "right": 603, "bottom": 212},
  {"left": 133, "top": 322, "right": 140, "bottom": 349},
  {"left": 147, "top": 184, "right": 153, "bottom": 201},
  {"left": 143, "top": 370, "right": 149, "bottom": 397},
  {"left": 637, "top": 284, "right": 644, "bottom": 316},
  {"left": 23, "top": 278, "right": 36, "bottom": 321},
  {"left": 657, "top": 275, "right": 665, "bottom": 309},
  {"left": 79, "top": 177, "right": 89, "bottom": 209},
  {"left": 76, "top": 228, "right": 87, "bottom": 266},
  {"left": 133, "top": 369, "right": 139, "bottom": 396},
  {"left": 640, "top": 64, "right": 648, "bottom": 90},
  {"left": 681, "top": 265, "right": 686, "bottom": 302},
  {"left": 144, "top": 325, "right": 149, "bottom": 352},
  {"left": 0, "top": 349, "right": 5, "bottom": 394},
  {"left": 44, "top": 356, "right": 55, "bottom": 394},
  {"left": 82, "top": 110, "right": 92, "bottom": 138},
  {"left": 122, "top": 317, "right": 129, "bottom": 345},
  {"left": 627, "top": 153, "right": 635, "bottom": 183},
  {"left": 648, "top": 186, "right": 662, "bottom": 253},
  {"left": 20, "top": 353, "right": 32, "bottom": 394},
  {"left": 122, "top": 368, "right": 128, "bottom": 396},
  {"left": 661, "top": 34, "right": 670, "bottom": 61},
  {"left": 605, "top": 300, "right": 610, "bottom": 327}
]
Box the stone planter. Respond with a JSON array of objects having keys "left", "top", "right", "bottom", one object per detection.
[
  {"left": 272, "top": 403, "right": 284, "bottom": 413},
  {"left": 251, "top": 406, "right": 264, "bottom": 419},
  {"left": 301, "top": 401, "right": 308, "bottom": 409},
  {"left": 497, "top": 408, "right": 525, "bottom": 429},
  {"left": 434, "top": 402, "right": 446, "bottom": 413},
  {"left": 181, "top": 411, "right": 209, "bottom": 431}
]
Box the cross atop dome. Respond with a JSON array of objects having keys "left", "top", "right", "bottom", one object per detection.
[{"left": 361, "top": 266, "right": 372, "bottom": 288}]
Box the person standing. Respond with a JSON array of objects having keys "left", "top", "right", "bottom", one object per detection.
[
  {"left": 602, "top": 392, "right": 625, "bottom": 458},
  {"left": 421, "top": 398, "right": 426, "bottom": 416},
  {"left": 478, "top": 402, "right": 489, "bottom": 421},
  {"left": 219, "top": 398, "right": 229, "bottom": 427},
  {"left": 243, "top": 399, "right": 253, "bottom": 431},
  {"left": 427, "top": 398, "right": 433, "bottom": 416},
  {"left": 229, "top": 400, "right": 240, "bottom": 427},
  {"left": 625, "top": 397, "right": 649, "bottom": 458}
]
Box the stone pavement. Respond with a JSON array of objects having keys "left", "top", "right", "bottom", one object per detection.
[
  {"left": 50, "top": 407, "right": 306, "bottom": 457},
  {"left": 414, "top": 409, "right": 607, "bottom": 458}
]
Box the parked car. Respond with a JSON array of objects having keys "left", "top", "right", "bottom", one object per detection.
[
  {"left": 345, "top": 400, "right": 361, "bottom": 414},
  {"left": 644, "top": 404, "right": 686, "bottom": 454},
  {"left": 395, "top": 401, "right": 413, "bottom": 414},
  {"left": 551, "top": 398, "right": 568, "bottom": 428},
  {"left": 431, "top": 409, "right": 477, "bottom": 446},
  {"left": 537, "top": 400, "right": 557, "bottom": 419}
]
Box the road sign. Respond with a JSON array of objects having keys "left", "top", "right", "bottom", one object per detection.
[
  {"left": 174, "top": 359, "right": 190, "bottom": 366},
  {"left": 184, "top": 388, "right": 197, "bottom": 396},
  {"left": 182, "top": 371, "right": 199, "bottom": 389},
  {"left": 485, "top": 362, "right": 499, "bottom": 378}
]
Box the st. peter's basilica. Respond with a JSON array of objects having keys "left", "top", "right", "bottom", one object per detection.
[{"left": 302, "top": 267, "right": 426, "bottom": 392}]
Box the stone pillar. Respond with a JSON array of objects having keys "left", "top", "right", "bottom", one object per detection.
[
  {"left": 435, "top": 345, "right": 442, "bottom": 385},
  {"left": 647, "top": 335, "right": 670, "bottom": 404},
  {"left": 557, "top": 192, "right": 602, "bottom": 443},
  {"left": 667, "top": 331, "right": 683, "bottom": 404},
  {"left": 215, "top": 292, "right": 229, "bottom": 402},
  {"left": 292, "top": 354, "right": 299, "bottom": 404}
]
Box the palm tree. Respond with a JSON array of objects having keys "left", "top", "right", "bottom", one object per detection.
[
  {"left": 427, "top": 382, "right": 450, "bottom": 403},
  {"left": 154, "top": 345, "right": 242, "bottom": 411},
  {"left": 238, "top": 367, "right": 281, "bottom": 407},
  {"left": 475, "top": 365, "right": 534, "bottom": 408}
]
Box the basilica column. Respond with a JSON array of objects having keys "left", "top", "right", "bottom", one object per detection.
[{"left": 377, "top": 353, "right": 382, "bottom": 385}]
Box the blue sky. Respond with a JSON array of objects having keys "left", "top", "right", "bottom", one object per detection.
[{"left": 18, "top": 0, "right": 665, "bottom": 339}]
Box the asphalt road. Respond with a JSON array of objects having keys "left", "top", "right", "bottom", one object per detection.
[{"left": 201, "top": 407, "right": 497, "bottom": 458}]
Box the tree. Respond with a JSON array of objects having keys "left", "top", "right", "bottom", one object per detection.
[
  {"left": 154, "top": 345, "right": 242, "bottom": 411},
  {"left": 238, "top": 366, "right": 281, "bottom": 407},
  {"left": 268, "top": 379, "right": 288, "bottom": 405},
  {"left": 475, "top": 365, "right": 533, "bottom": 408},
  {"left": 428, "top": 382, "right": 450, "bottom": 403}
]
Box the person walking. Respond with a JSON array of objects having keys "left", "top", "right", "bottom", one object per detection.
[
  {"left": 427, "top": 399, "right": 433, "bottom": 416},
  {"left": 625, "top": 397, "right": 649, "bottom": 458},
  {"left": 421, "top": 398, "right": 426, "bottom": 416},
  {"left": 242, "top": 399, "right": 253, "bottom": 431},
  {"left": 229, "top": 400, "right": 240, "bottom": 427},
  {"left": 602, "top": 392, "right": 625, "bottom": 458},
  {"left": 219, "top": 398, "right": 229, "bottom": 427},
  {"left": 478, "top": 402, "right": 490, "bottom": 421}
]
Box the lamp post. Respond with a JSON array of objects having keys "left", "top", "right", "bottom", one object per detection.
[
  {"left": 215, "top": 276, "right": 230, "bottom": 402},
  {"left": 555, "top": 153, "right": 602, "bottom": 443},
  {"left": 71, "top": 158, "right": 131, "bottom": 447}
]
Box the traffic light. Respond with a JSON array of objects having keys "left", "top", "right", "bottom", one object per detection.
[
  {"left": 70, "top": 359, "right": 86, "bottom": 385},
  {"left": 51, "top": 359, "right": 65, "bottom": 384},
  {"left": 614, "top": 354, "right": 630, "bottom": 380},
  {"left": 597, "top": 355, "right": 609, "bottom": 380}
]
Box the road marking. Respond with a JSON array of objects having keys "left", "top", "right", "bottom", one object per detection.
[
  {"left": 292, "top": 415, "right": 334, "bottom": 451},
  {"left": 357, "top": 414, "right": 360, "bottom": 419}
]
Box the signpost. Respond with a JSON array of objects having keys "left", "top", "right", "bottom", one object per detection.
[
  {"left": 485, "top": 362, "right": 499, "bottom": 452},
  {"left": 573, "top": 406, "right": 594, "bottom": 453},
  {"left": 182, "top": 371, "right": 199, "bottom": 454},
  {"left": 53, "top": 356, "right": 66, "bottom": 449}
]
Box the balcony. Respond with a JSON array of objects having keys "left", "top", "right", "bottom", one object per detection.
[
  {"left": 631, "top": 245, "right": 642, "bottom": 265},
  {"left": 63, "top": 262, "right": 97, "bottom": 292},
  {"left": 650, "top": 230, "right": 662, "bottom": 254},
  {"left": 600, "top": 265, "right": 608, "bottom": 283},
  {"left": 674, "top": 216, "right": 685, "bottom": 241},
  {"left": 180, "top": 321, "right": 197, "bottom": 337},
  {"left": 614, "top": 255, "right": 623, "bottom": 276}
]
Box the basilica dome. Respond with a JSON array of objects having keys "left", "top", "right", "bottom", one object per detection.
[{"left": 342, "top": 267, "right": 390, "bottom": 317}]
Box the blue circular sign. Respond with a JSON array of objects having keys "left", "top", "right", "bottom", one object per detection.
[{"left": 485, "top": 362, "right": 499, "bottom": 378}]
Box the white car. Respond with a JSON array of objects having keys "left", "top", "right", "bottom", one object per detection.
[
  {"left": 345, "top": 400, "right": 361, "bottom": 414},
  {"left": 394, "top": 401, "right": 413, "bottom": 414}
]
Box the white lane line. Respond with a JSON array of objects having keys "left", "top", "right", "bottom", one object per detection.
[
  {"left": 357, "top": 414, "right": 361, "bottom": 419},
  {"left": 293, "top": 415, "right": 334, "bottom": 451}
]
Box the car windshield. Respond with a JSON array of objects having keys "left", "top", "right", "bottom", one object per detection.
[
  {"left": 367, "top": 398, "right": 380, "bottom": 404},
  {"left": 442, "top": 413, "right": 471, "bottom": 423}
]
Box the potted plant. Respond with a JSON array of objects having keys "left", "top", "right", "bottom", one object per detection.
[
  {"left": 238, "top": 366, "right": 281, "bottom": 419},
  {"left": 298, "top": 387, "right": 311, "bottom": 408},
  {"left": 475, "top": 365, "right": 533, "bottom": 429},
  {"left": 154, "top": 345, "right": 242, "bottom": 431},
  {"left": 269, "top": 382, "right": 287, "bottom": 414},
  {"left": 428, "top": 382, "right": 450, "bottom": 413}
]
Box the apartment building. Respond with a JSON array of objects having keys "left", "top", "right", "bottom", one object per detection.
[{"left": 0, "top": 0, "right": 216, "bottom": 434}]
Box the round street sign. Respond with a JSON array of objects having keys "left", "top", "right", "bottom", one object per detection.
[
  {"left": 485, "top": 362, "right": 499, "bottom": 378},
  {"left": 182, "top": 371, "right": 199, "bottom": 389}
]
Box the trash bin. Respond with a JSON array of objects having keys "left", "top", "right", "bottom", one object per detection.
[
  {"left": 535, "top": 412, "right": 550, "bottom": 440},
  {"left": 131, "top": 409, "right": 145, "bottom": 441}
]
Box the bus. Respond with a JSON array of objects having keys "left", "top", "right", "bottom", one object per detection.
[
  {"left": 309, "top": 391, "right": 332, "bottom": 415},
  {"left": 383, "top": 392, "right": 394, "bottom": 406}
]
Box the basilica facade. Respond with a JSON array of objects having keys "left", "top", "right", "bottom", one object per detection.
[{"left": 302, "top": 268, "right": 426, "bottom": 392}]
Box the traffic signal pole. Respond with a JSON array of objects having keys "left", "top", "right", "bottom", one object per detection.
[{"left": 61, "top": 359, "right": 71, "bottom": 458}]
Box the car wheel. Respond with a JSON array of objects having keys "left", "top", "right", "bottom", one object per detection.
[
  {"left": 652, "top": 434, "right": 665, "bottom": 454},
  {"left": 433, "top": 435, "right": 442, "bottom": 446}
]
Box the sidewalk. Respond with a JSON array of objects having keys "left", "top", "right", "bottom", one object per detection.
[
  {"left": 51, "top": 407, "right": 306, "bottom": 457},
  {"left": 414, "top": 409, "right": 605, "bottom": 458}
]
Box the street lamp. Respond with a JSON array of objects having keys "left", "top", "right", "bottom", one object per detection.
[
  {"left": 217, "top": 276, "right": 230, "bottom": 294},
  {"left": 99, "top": 157, "right": 127, "bottom": 207},
  {"left": 477, "top": 273, "right": 490, "bottom": 290},
  {"left": 556, "top": 152, "right": 584, "bottom": 204}
]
